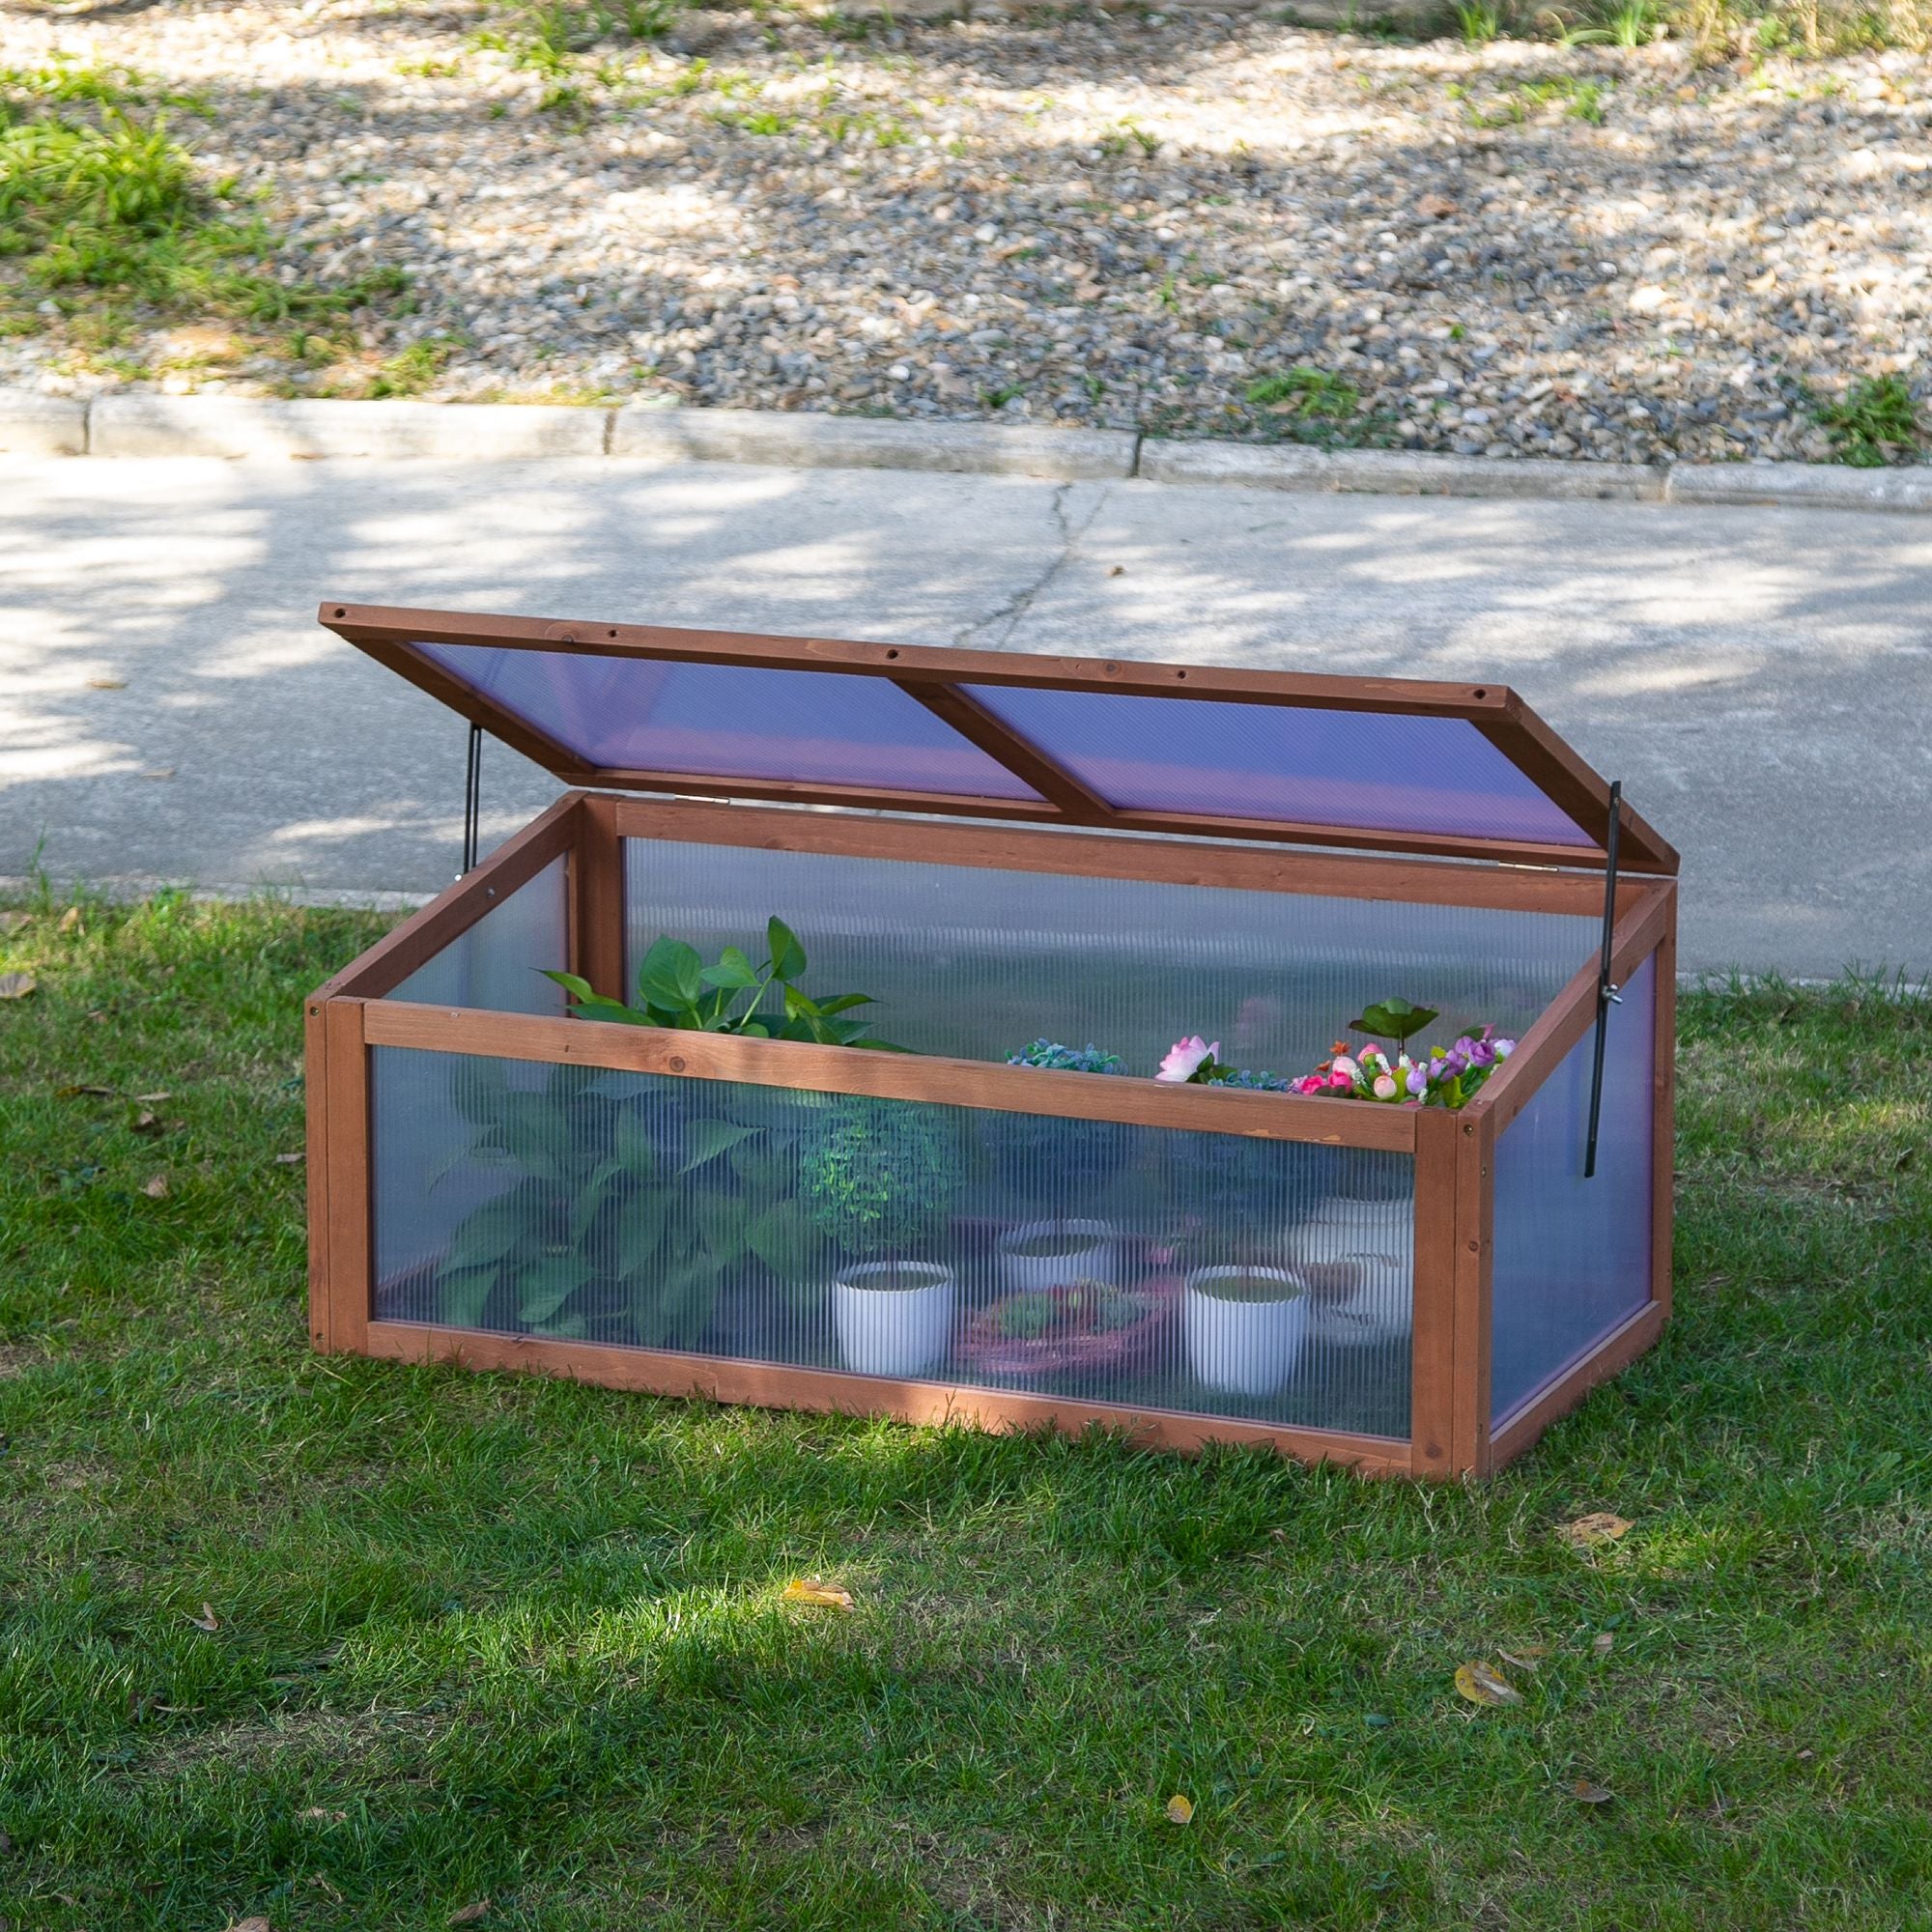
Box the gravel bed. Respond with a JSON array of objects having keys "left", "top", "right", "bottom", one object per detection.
[{"left": 6, "top": 0, "right": 1931, "bottom": 464}]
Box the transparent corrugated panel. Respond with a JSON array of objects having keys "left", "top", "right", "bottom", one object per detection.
[
  {"left": 624, "top": 838, "right": 1593, "bottom": 1078},
  {"left": 958, "top": 685, "right": 1598, "bottom": 847},
  {"left": 384, "top": 855, "right": 568, "bottom": 1016},
  {"left": 369, "top": 1049, "right": 1417, "bottom": 1439},
  {"left": 1490, "top": 952, "right": 1657, "bottom": 1421},
  {"left": 410, "top": 645, "right": 1041, "bottom": 801}
]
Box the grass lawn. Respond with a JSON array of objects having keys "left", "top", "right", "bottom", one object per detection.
[{"left": 1, "top": 893, "right": 1928, "bottom": 1931}]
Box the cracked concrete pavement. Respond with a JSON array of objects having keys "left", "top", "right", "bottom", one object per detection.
[{"left": 4, "top": 452, "right": 1930, "bottom": 977}]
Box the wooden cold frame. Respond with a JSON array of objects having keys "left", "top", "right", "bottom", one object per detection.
[{"left": 305, "top": 790, "right": 1677, "bottom": 1479}]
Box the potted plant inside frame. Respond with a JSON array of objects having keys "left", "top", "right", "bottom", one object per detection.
[
  {"left": 1156, "top": 1034, "right": 1315, "bottom": 1398},
  {"left": 799, "top": 1096, "right": 962, "bottom": 1378},
  {"left": 992, "top": 1040, "right": 1131, "bottom": 1291}
]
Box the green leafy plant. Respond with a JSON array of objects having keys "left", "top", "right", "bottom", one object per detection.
[
  {"left": 1350, "top": 997, "right": 1440, "bottom": 1049},
  {"left": 798, "top": 1097, "right": 958, "bottom": 1260},
  {"left": 1457, "top": 0, "right": 1506, "bottom": 40},
  {"left": 546, "top": 917, "right": 903, "bottom": 1050},
  {"left": 1813, "top": 374, "right": 1923, "bottom": 469},
  {"left": 433, "top": 1066, "right": 827, "bottom": 1348}
]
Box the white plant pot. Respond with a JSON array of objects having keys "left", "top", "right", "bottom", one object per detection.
[
  {"left": 994, "top": 1218, "right": 1120, "bottom": 1293},
  {"left": 1283, "top": 1197, "right": 1414, "bottom": 1346},
  {"left": 833, "top": 1262, "right": 955, "bottom": 1378},
  {"left": 1184, "top": 1266, "right": 1308, "bottom": 1397}
]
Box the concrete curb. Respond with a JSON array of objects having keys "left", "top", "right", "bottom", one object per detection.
[{"left": 11, "top": 388, "right": 1932, "bottom": 513}]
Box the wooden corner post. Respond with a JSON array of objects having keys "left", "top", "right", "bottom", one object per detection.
[{"left": 310, "top": 998, "right": 372, "bottom": 1353}]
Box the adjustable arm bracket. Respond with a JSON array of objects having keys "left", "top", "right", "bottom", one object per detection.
[
  {"left": 459, "top": 721, "right": 483, "bottom": 878},
  {"left": 1583, "top": 778, "right": 1623, "bottom": 1180}
]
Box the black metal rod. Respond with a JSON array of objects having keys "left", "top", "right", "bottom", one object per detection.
[
  {"left": 460, "top": 722, "right": 482, "bottom": 876},
  {"left": 1583, "top": 778, "right": 1623, "bottom": 1179}
]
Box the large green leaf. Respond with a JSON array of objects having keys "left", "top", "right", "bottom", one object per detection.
[
  {"left": 1351, "top": 997, "right": 1440, "bottom": 1045},
  {"left": 745, "top": 1199, "right": 825, "bottom": 1281},
  {"left": 569, "top": 1158, "right": 624, "bottom": 1242},
  {"left": 692, "top": 1187, "right": 750, "bottom": 1264},
  {"left": 439, "top": 1263, "right": 500, "bottom": 1327},
  {"left": 616, "top": 1192, "right": 668, "bottom": 1278},
  {"left": 699, "top": 946, "right": 761, "bottom": 991},
  {"left": 768, "top": 916, "right": 807, "bottom": 982},
  {"left": 679, "top": 1118, "right": 758, "bottom": 1174},
  {"left": 517, "top": 1256, "right": 591, "bottom": 1325},
  {"left": 445, "top": 1199, "right": 529, "bottom": 1269},
  {"left": 638, "top": 935, "right": 704, "bottom": 1011}
]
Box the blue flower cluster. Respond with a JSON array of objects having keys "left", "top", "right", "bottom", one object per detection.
[{"left": 1005, "top": 1040, "right": 1124, "bottom": 1076}]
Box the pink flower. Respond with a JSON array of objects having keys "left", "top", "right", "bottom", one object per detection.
[
  {"left": 1157, "top": 1035, "right": 1220, "bottom": 1083},
  {"left": 1330, "top": 1054, "right": 1359, "bottom": 1082},
  {"left": 1328, "top": 1068, "right": 1352, "bottom": 1091},
  {"left": 1373, "top": 1074, "right": 1398, "bottom": 1100},
  {"left": 1295, "top": 1075, "right": 1325, "bottom": 1094}
]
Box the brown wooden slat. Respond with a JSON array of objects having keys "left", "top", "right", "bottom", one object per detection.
[
  {"left": 321, "top": 600, "right": 1521, "bottom": 718},
  {"left": 358, "top": 1001, "right": 1420, "bottom": 1150},
  {"left": 312, "top": 791, "right": 585, "bottom": 1003},
  {"left": 608, "top": 795, "right": 1646, "bottom": 918},
  {"left": 1651, "top": 895, "right": 1677, "bottom": 1323},
  {"left": 1489, "top": 1302, "right": 1665, "bottom": 1470},
  {"left": 321, "top": 1000, "right": 372, "bottom": 1354},
  {"left": 359, "top": 1321, "right": 1413, "bottom": 1473},
  {"left": 553, "top": 765, "right": 1069, "bottom": 824},
  {"left": 303, "top": 998, "right": 331, "bottom": 1352},
  {"left": 572, "top": 791, "right": 626, "bottom": 1003},
  {"left": 1408, "top": 1109, "right": 1460, "bottom": 1479},
  {"left": 890, "top": 678, "right": 1114, "bottom": 818},
  {"left": 1451, "top": 1108, "right": 1494, "bottom": 1477}
]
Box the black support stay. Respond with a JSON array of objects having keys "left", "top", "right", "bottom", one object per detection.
[
  {"left": 460, "top": 722, "right": 483, "bottom": 877},
  {"left": 1583, "top": 778, "right": 1623, "bottom": 1179}
]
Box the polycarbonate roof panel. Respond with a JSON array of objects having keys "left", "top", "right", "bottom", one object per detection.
[
  {"left": 958, "top": 684, "right": 1596, "bottom": 847},
  {"left": 412, "top": 643, "right": 1044, "bottom": 801}
]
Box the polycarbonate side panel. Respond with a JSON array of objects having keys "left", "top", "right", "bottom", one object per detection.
[
  {"left": 384, "top": 855, "right": 568, "bottom": 1016},
  {"left": 624, "top": 838, "right": 1593, "bottom": 1077},
  {"left": 1490, "top": 953, "right": 1657, "bottom": 1421},
  {"left": 368, "top": 1048, "right": 1417, "bottom": 1438},
  {"left": 411, "top": 644, "right": 1042, "bottom": 801},
  {"left": 960, "top": 685, "right": 1596, "bottom": 847}
]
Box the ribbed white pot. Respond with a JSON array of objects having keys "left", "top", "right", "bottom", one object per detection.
[
  {"left": 994, "top": 1218, "right": 1120, "bottom": 1293},
  {"left": 1184, "top": 1266, "right": 1308, "bottom": 1397},
  {"left": 833, "top": 1262, "right": 955, "bottom": 1378},
  {"left": 1283, "top": 1197, "right": 1414, "bottom": 1346}
]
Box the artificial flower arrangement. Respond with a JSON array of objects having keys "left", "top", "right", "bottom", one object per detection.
[
  {"left": 1157, "top": 998, "right": 1515, "bottom": 1111},
  {"left": 1009, "top": 998, "right": 1516, "bottom": 1113}
]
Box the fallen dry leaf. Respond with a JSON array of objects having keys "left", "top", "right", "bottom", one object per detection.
[
  {"left": 134, "top": 1091, "right": 171, "bottom": 1104},
  {"left": 1557, "top": 1512, "right": 1633, "bottom": 1549},
  {"left": 132, "top": 1110, "right": 162, "bottom": 1135},
  {"left": 274, "top": 1151, "right": 305, "bottom": 1165},
  {"left": 0, "top": 973, "right": 36, "bottom": 1001},
  {"left": 86, "top": 677, "right": 127, "bottom": 691},
  {"left": 1417, "top": 191, "right": 1459, "bottom": 218},
  {"left": 1454, "top": 1661, "right": 1522, "bottom": 1708},
  {"left": 1593, "top": 1632, "right": 1616, "bottom": 1658},
  {"left": 0, "top": 909, "right": 29, "bottom": 934},
  {"left": 187, "top": 1602, "right": 219, "bottom": 1632},
  {"left": 1570, "top": 1778, "right": 1613, "bottom": 1805},
  {"left": 1107, "top": 563, "right": 1125, "bottom": 577},
  {"left": 1163, "top": 1794, "right": 1194, "bottom": 1825},
  {"left": 140, "top": 767, "right": 177, "bottom": 781},
  {"left": 449, "top": 1902, "right": 491, "bottom": 1926},
  {"left": 298, "top": 1806, "right": 348, "bottom": 1824},
  {"left": 142, "top": 1176, "right": 169, "bottom": 1199},
  {"left": 781, "top": 1577, "right": 855, "bottom": 1609},
  {"left": 57, "top": 1084, "right": 116, "bottom": 1098},
  {"left": 57, "top": 906, "right": 82, "bottom": 934},
  {"left": 1500, "top": 1645, "right": 1548, "bottom": 1675},
  {"left": 224, "top": 1918, "right": 272, "bottom": 1932}
]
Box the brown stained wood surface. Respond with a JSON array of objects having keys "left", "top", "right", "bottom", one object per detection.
[
  {"left": 303, "top": 1000, "right": 331, "bottom": 1352},
  {"left": 314, "top": 791, "right": 587, "bottom": 1003},
  {"left": 1451, "top": 1109, "right": 1495, "bottom": 1477},
  {"left": 572, "top": 791, "right": 626, "bottom": 1003},
  {"left": 359, "top": 1321, "right": 1415, "bottom": 1473},
  {"left": 358, "top": 1001, "right": 1421, "bottom": 1150},
  {"left": 607, "top": 796, "right": 1641, "bottom": 920},
  {"left": 1408, "top": 1109, "right": 1462, "bottom": 1478},
  {"left": 320, "top": 1000, "right": 372, "bottom": 1354},
  {"left": 320, "top": 600, "right": 1674, "bottom": 874},
  {"left": 1490, "top": 1302, "right": 1665, "bottom": 1469}
]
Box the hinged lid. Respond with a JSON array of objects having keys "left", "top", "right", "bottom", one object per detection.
[{"left": 320, "top": 601, "right": 1677, "bottom": 874}]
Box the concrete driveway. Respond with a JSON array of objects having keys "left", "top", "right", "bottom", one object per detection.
[{"left": 3, "top": 452, "right": 1928, "bottom": 977}]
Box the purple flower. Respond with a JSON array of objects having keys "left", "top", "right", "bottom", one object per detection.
[
  {"left": 1453, "top": 1035, "right": 1476, "bottom": 1059},
  {"left": 1406, "top": 1063, "right": 1430, "bottom": 1097},
  {"left": 1468, "top": 1038, "right": 1496, "bottom": 1067},
  {"left": 1495, "top": 1037, "right": 1517, "bottom": 1059}
]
